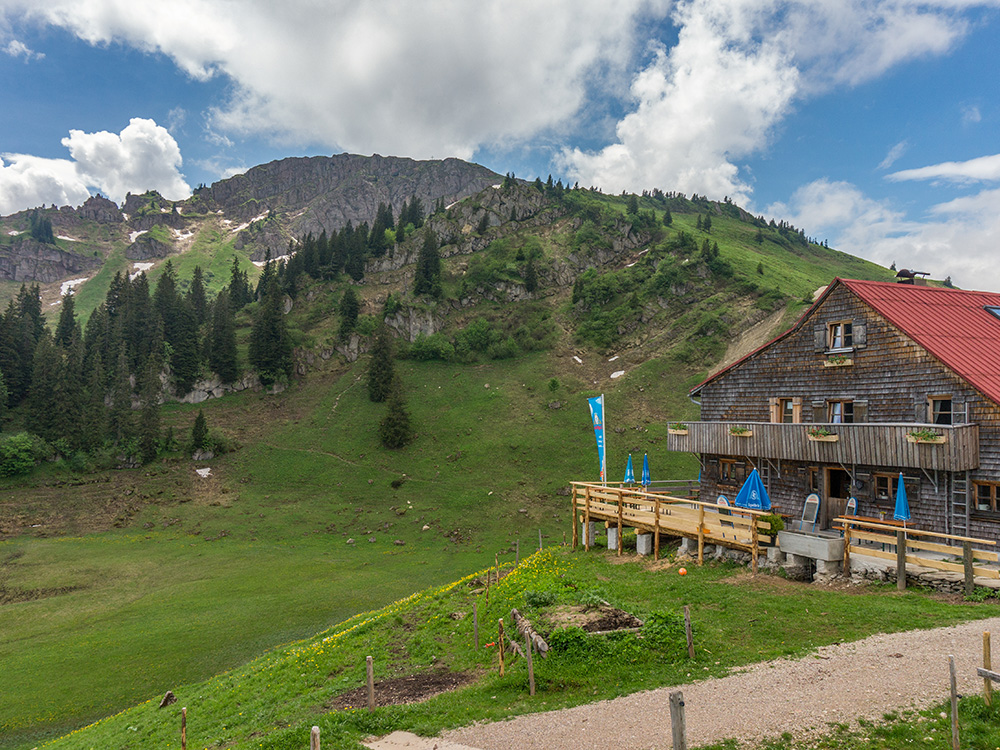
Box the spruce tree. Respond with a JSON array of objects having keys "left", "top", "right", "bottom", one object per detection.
[
  {"left": 170, "top": 300, "right": 201, "bottom": 396},
  {"left": 379, "top": 376, "right": 413, "bottom": 449},
  {"left": 413, "top": 228, "right": 442, "bottom": 298},
  {"left": 82, "top": 351, "right": 108, "bottom": 451},
  {"left": 109, "top": 346, "right": 134, "bottom": 445},
  {"left": 366, "top": 323, "right": 394, "bottom": 403},
  {"left": 54, "top": 292, "right": 77, "bottom": 349},
  {"left": 209, "top": 289, "right": 240, "bottom": 383},
  {"left": 188, "top": 266, "right": 208, "bottom": 325},
  {"left": 191, "top": 409, "right": 208, "bottom": 452},
  {"left": 27, "top": 334, "right": 61, "bottom": 443},
  {"left": 0, "top": 368, "right": 8, "bottom": 426},
  {"left": 137, "top": 354, "right": 162, "bottom": 464},
  {"left": 703, "top": 214, "right": 712, "bottom": 232},
  {"left": 664, "top": 209, "right": 672, "bottom": 226},
  {"left": 524, "top": 259, "right": 538, "bottom": 293},
  {"left": 248, "top": 277, "right": 293, "bottom": 386},
  {"left": 338, "top": 286, "right": 360, "bottom": 341}
]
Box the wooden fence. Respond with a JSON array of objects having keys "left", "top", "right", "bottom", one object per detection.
[
  {"left": 570, "top": 482, "right": 774, "bottom": 572},
  {"left": 839, "top": 517, "right": 1000, "bottom": 593}
]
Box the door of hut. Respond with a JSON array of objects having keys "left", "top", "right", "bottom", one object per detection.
[{"left": 824, "top": 467, "right": 852, "bottom": 529}]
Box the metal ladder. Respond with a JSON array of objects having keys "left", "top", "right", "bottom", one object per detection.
[{"left": 951, "top": 471, "right": 969, "bottom": 537}]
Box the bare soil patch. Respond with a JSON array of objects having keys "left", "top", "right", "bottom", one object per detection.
[
  {"left": 328, "top": 670, "right": 477, "bottom": 709},
  {"left": 543, "top": 604, "right": 643, "bottom": 632}
]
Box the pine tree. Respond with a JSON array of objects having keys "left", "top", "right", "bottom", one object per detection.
[
  {"left": 413, "top": 228, "right": 442, "bottom": 298},
  {"left": 209, "top": 289, "right": 240, "bottom": 383},
  {"left": 338, "top": 286, "right": 360, "bottom": 341},
  {"left": 109, "top": 346, "right": 134, "bottom": 445},
  {"left": 626, "top": 194, "right": 639, "bottom": 215},
  {"left": 191, "top": 409, "right": 208, "bottom": 452},
  {"left": 188, "top": 266, "right": 208, "bottom": 325},
  {"left": 228, "top": 256, "right": 252, "bottom": 309},
  {"left": 703, "top": 214, "right": 712, "bottom": 232},
  {"left": 696, "top": 215, "right": 703, "bottom": 230},
  {"left": 248, "top": 277, "right": 293, "bottom": 386},
  {"left": 54, "top": 293, "right": 77, "bottom": 349},
  {"left": 663, "top": 209, "right": 672, "bottom": 226},
  {"left": 524, "top": 259, "right": 538, "bottom": 293},
  {"left": 82, "top": 351, "right": 108, "bottom": 451},
  {"left": 137, "top": 354, "right": 162, "bottom": 464},
  {"left": 366, "top": 323, "right": 394, "bottom": 403},
  {"left": 0, "top": 368, "right": 8, "bottom": 426},
  {"left": 170, "top": 300, "right": 201, "bottom": 396},
  {"left": 27, "top": 334, "right": 61, "bottom": 443},
  {"left": 379, "top": 376, "right": 413, "bottom": 449}
]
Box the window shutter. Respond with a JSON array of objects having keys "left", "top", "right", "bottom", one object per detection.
[
  {"left": 792, "top": 397, "right": 803, "bottom": 423},
  {"left": 812, "top": 399, "right": 826, "bottom": 422},
  {"left": 769, "top": 397, "right": 779, "bottom": 423},
  {"left": 853, "top": 399, "right": 868, "bottom": 423},
  {"left": 853, "top": 320, "right": 867, "bottom": 348},
  {"left": 953, "top": 400, "right": 966, "bottom": 423},
  {"left": 916, "top": 398, "right": 928, "bottom": 422},
  {"left": 814, "top": 324, "right": 827, "bottom": 352}
]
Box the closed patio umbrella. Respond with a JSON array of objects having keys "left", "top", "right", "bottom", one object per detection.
[
  {"left": 641, "top": 453, "right": 651, "bottom": 488},
  {"left": 893, "top": 473, "right": 910, "bottom": 527},
  {"left": 734, "top": 468, "right": 771, "bottom": 511},
  {"left": 623, "top": 454, "right": 635, "bottom": 484}
]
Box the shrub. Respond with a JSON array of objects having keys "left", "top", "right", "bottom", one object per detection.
[{"left": 0, "top": 432, "right": 48, "bottom": 477}]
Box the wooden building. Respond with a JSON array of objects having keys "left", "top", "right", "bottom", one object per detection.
[{"left": 667, "top": 278, "right": 1000, "bottom": 540}]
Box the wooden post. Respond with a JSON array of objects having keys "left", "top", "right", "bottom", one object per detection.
[
  {"left": 525, "top": 630, "right": 535, "bottom": 696},
  {"left": 843, "top": 524, "right": 851, "bottom": 571},
  {"left": 617, "top": 493, "right": 623, "bottom": 557},
  {"left": 498, "top": 619, "right": 506, "bottom": 676},
  {"left": 473, "top": 602, "right": 479, "bottom": 650},
  {"left": 668, "top": 691, "right": 687, "bottom": 750},
  {"left": 751, "top": 519, "right": 759, "bottom": 576},
  {"left": 539, "top": 527, "right": 543, "bottom": 552},
  {"left": 697, "top": 506, "right": 705, "bottom": 566},
  {"left": 366, "top": 655, "right": 375, "bottom": 711},
  {"left": 963, "top": 541, "right": 975, "bottom": 597},
  {"left": 181, "top": 707, "right": 187, "bottom": 750},
  {"left": 654, "top": 496, "right": 661, "bottom": 561},
  {"left": 516, "top": 539, "right": 520, "bottom": 566},
  {"left": 572, "top": 490, "right": 578, "bottom": 550},
  {"left": 896, "top": 530, "right": 907, "bottom": 591},
  {"left": 584, "top": 487, "right": 591, "bottom": 551},
  {"left": 310, "top": 725, "right": 320, "bottom": 750},
  {"left": 985, "top": 631, "right": 993, "bottom": 706},
  {"left": 683, "top": 605, "right": 695, "bottom": 660},
  {"left": 949, "top": 655, "right": 960, "bottom": 750}
]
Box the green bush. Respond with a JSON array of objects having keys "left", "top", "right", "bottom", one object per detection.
[{"left": 0, "top": 432, "right": 48, "bottom": 477}]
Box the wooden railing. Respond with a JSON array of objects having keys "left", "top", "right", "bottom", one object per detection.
[
  {"left": 838, "top": 516, "right": 999, "bottom": 591},
  {"left": 666, "top": 421, "right": 979, "bottom": 471},
  {"left": 570, "top": 482, "right": 773, "bottom": 572}
]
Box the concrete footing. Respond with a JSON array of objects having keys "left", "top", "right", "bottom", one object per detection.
[
  {"left": 607, "top": 526, "right": 619, "bottom": 552},
  {"left": 636, "top": 532, "right": 653, "bottom": 556},
  {"left": 580, "top": 521, "right": 597, "bottom": 547}
]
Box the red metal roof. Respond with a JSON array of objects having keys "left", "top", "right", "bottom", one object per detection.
[
  {"left": 841, "top": 278, "right": 1000, "bottom": 405},
  {"left": 691, "top": 278, "right": 1000, "bottom": 405}
]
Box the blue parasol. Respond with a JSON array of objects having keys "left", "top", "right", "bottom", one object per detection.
[
  {"left": 641, "top": 453, "right": 651, "bottom": 488},
  {"left": 733, "top": 468, "right": 772, "bottom": 511},
  {"left": 893, "top": 473, "right": 911, "bottom": 523},
  {"left": 623, "top": 454, "right": 635, "bottom": 484}
]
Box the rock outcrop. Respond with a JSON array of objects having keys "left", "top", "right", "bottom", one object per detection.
[{"left": 0, "top": 238, "right": 100, "bottom": 283}]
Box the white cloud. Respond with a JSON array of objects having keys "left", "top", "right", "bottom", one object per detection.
[
  {"left": 888, "top": 153, "right": 1000, "bottom": 183},
  {"left": 4, "top": 38, "right": 43, "bottom": 60},
  {"left": 0, "top": 119, "right": 190, "bottom": 215},
  {"left": 962, "top": 104, "right": 982, "bottom": 124},
  {"left": 0, "top": 153, "right": 91, "bottom": 215},
  {"left": 561, "top": 0, "right": 988, "bottom": 199},
  {"left": 8, "top": 0, "right": 669, "bottom": 161},
  {"left": 878, "top": 141, "right": 908, "bottom": 170},
  {"left": 769, "top": 178, "right": 1000, "bottom": 291}
]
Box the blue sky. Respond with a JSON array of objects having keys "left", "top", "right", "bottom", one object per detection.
[{"left": 2, "top": 1, "right": 999, "bottom": 288}]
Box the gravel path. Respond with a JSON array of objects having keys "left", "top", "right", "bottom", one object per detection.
[{"left": 442, "top": 615, "right": 1000, "bottom": 750}]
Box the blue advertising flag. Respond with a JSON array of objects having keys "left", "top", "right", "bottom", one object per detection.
[
  {"left": 587, "top": 395, "right": 606, "bottom": 483},
  {"left": 734, "top": 468, "right": 772, "bottom": 511},
  {"left": 623, "top": 454, "right": 635, "bottom": 484}
]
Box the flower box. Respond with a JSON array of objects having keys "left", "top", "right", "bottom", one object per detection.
[
  {"left": 808, "top": 433, "right": 839, "bottom": 442},
  {"left": 729, "top": 428, "right": 753, "bottom": 437},
  {"left": 823, "top": 357, "right": 853, "bottom": 367},
  {"left": 668, "top": 428, "right": 689, "bottom": 436},
  {"left": 906, "top": 434, "right": 947, "bottom": 445}
]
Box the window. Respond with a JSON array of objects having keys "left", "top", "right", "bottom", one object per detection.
[
  {"left": 809, "top": 467, "right": 821, "bottom": 495},
  {"left": 770, "top": 397, "right": 801, "bottom": 423},
  {"left": 828, "top": 400, "right": 854, "bottom": 423},
  {"left": 929, "top": 396, "right": 953, "bottom": 425},
  {"left": 874, "top": 474, "right": 901, "bottom": 503},
  {"left": 828, "top": 321, "right": 853, "bottom": 350},
  {"left": 974, "top": 482, "right": 1000, "bottom": 513},
  {"left": 719, "top": 459, "right": 746, "bottom": 486}
]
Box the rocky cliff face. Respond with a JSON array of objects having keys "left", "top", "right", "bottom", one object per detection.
[{"left": 0, "top": 238, "right": 100, "bottom": 283}]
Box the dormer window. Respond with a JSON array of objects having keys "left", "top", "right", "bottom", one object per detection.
[
  {"left": 929, "top": 396, "right": 953, "bottom": 425},
  {"left": 828, "top": 321, "right": 853, "bottom": 350}
]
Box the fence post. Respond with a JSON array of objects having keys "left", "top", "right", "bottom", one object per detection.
[
  {"left": 473, "top": 602, "right": 479, "bottom": 650},
  {"left": 949, "top": 655, "right": 960, "bottom": 750},
  {"left": 683, "top": 605, "right": 694, "bottom": 659},
  {"left": 539, "top": 527, "right": 543, "bottom": 552},
  {"left": 617, "top": 493, "right": 623, "bottom": 557},
  {"left": 572, "top": 489, "right": 578, "bottom": 549},
  {"left": 310, "top": 725, "right": 320, "bottom": 750},
  {"left": 985, "top": 631, "right": 993, "bottom": 706},
  {"left": 525, "top": 630, "right": 535, "bottom": 696},
  {"left": 896, "top": 530, "right": 906, "bottom": 591},
  {"left": 668, "top": 691, "right": 687, "bottom": 750},
  {"left": 498, "top": 619, "right": 506, "bottom": 677},
  {"left": 366, "top": 656, "right": 374, "bottom": 712},
  {"left": 963, "top": 541, "right": 975, "bottom": 597},
  {"left": 181, "top": 707, "right": 187, "bottom": 750}
]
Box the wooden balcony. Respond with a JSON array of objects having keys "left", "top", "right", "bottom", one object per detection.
[{"left": 665, "top": 421, "right": 979, "bottom": 471}]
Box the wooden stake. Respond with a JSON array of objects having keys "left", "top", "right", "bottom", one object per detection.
[
  {"left": 525, "top": 630, "right": 535, "bottom": 696},
  {"left": 498, "top": 619, "right": 506, "bottom": 676},
  {"left": 896, "top": 530, "right": 907, "bottom": 591},
  {"left": 310, "top": 725, "right": 320, "bottom": 750},
  {"left": 584, "top": 486, "right": 591, "bottom": 551},
  {"left": 366, "top": 655, "right": 375, "bottom": 712},
  {"left": 654, "top": 497, "right": 660, "bottom": 561},
  {"left": 668, "top": 691, "right": 687, "bottom": 750},
  {"left": 181, "top": 707, "right": 187, "bottom": 750},
  {"left": 697, "top": 506, "right": 705, "bottom": 566},
  {"left": 516, "top": 539, "right": 520, "bottom": 566},
  {"left": 572, "top": 490, "right": 578, "bottom": 549},
  {"left": 843, "top": 525, "right": 851, "bottom": 571},
  {"left": 949, "top": 655, "right": 960, "bottom": 750},
  {"left": 473, "top": 602, "right": 479, "bottom": 650},
  {"left": 617, "top": 494, "right": 623, "bottom": 557},
  {"left": 985, "top": 631, "right": 993, "bottom": 706},
  {"left": 963, "top": 541, "right": 975, "bottom": 597},
  {"left": 751, "top": 520, "right": 759, "bottom": 576},
  {"left": 683, "top": 605, "right": 695, "bottom": 660},
  {"left": 539, "top": 527, "right": 543, "bottom": 552}
]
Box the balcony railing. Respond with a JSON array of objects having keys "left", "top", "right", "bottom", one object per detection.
[{"left": 665, "top": 421, "right": 979, "bottom": 471}]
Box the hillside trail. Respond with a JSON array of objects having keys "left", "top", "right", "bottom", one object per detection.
[{"left": 421, "top": 613, "right": 1000, "bottom": 750}]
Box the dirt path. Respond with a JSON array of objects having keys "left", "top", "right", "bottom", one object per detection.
[{"left": 441, "top": 615, "right": 1000, "bottom": 749}]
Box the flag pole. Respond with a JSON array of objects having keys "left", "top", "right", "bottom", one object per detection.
[{"left": 601, "top": 393, "right": 607, "bottom": 487}]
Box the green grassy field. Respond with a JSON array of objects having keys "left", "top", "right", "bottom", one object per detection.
[{"left": 26, "top": 546, "right": 1000, "bottom": 750}]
